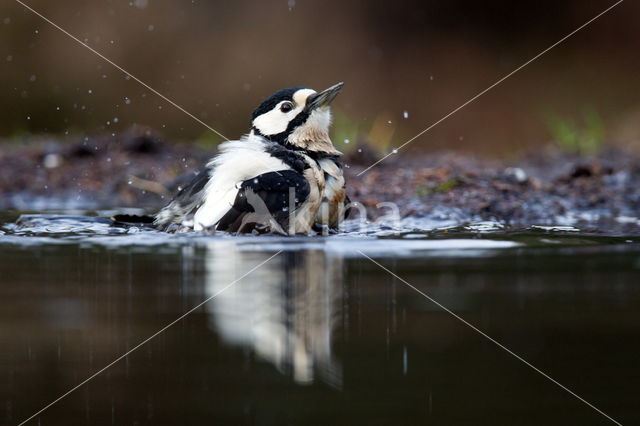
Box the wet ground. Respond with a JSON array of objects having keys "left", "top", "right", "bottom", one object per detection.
[
  {"left": 2, "top": 132, "right": 640, "bottom": 234},
  {"left": 1, "top": 212, "right": 640, "bottom": 425}
]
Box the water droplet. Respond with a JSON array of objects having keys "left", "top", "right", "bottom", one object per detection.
[
  {"left": 392, "top": 148, "right": 398, "bottom": 154},
  {"left": 357, "top": 148, "right": 362, "bottom": 153},
  {"left": 29, "top": 75, "right": 36, "bottom": 82},
  {"left": 344, "top": 138, "right": 350, "bottom": 144},
  {"left": 403, "top": 111, "right": 409, "bottom": 119},
  {"left": 387, "top": 120, "right": 392, "bottom": 124},
  {"left": 113, "top": 117, "right": 119, "bottom": 123},
  {"left": 3, "top": 17, "right": 10, "bottom": 25},
  {"left": 43, "top": 153, "right": 62, "bottom": 168},
  {"left": 133, "top": 0, "right": 149, "bottom": 9},
  {"left": 87, "top": 89, "right": 92, "bottom": 94},
  {"left": 124, "top": 97, "right": 131, "bottom": 104},
  {"left": 147, "top": 24, "right": 155, "bottom": 31},
  {"left": 402, "top": 346, "right": 408, "bottom": 375}
]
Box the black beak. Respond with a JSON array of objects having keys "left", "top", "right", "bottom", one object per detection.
[{"left": 305, "top": 82, "right": 344, "bottom": 112}]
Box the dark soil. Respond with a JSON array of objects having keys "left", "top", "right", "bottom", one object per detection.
[
  {"left": 1, "top": 129, "right": 639, "bottom": 230},
  {"left": 345, "top": 144, "right": 640, "bottom": 228}
]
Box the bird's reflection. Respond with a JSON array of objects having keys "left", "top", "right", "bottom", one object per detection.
[{"left": 202, "top": 242, "right": 343, "bottom": 387}]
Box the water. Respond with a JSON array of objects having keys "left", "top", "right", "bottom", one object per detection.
[{"left": 1, "top": 212, "right": 639, "bottom": 425}]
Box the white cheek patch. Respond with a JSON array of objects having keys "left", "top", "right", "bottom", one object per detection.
[
  {"left": 252, "top": 100, "right": 304, "bottom": 135},
  {"left": 252, "top": 88, "right": 321, "bottom": 137}
]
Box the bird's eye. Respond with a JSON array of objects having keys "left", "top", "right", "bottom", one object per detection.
[{"left": 280, "top": 102, "right": 293, "bottom": 113}]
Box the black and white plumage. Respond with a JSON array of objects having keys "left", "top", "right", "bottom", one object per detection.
[{"left": 154, "top": 83, "right": 349, "bottom": 234}]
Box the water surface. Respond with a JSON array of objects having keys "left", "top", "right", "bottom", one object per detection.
[{"left": 1, "top": 212, "right": 639, "bottom": 425}]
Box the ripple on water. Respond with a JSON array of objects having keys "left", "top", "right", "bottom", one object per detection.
[{"left": 0, "top": 213, "right": 639, "bottom": 256}]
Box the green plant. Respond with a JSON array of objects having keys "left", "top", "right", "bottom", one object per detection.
[
  {"left": 416, "top": 178, "right": 459, "bottom": 197},
  {"left": 331, "top": 110, "right": 361, "bottom": 153},
  {"left": 332, "top": 109, "right": 400, "bottom": 154},
  {"left": 194, "top": 130, "right": 225, "bottom": 149},
  {"left": 546, "top": 107, "right": 605, "bottom": 155}
]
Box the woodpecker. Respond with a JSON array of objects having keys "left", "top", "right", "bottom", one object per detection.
[{"left": 153, "top": 82, "right": 349, "bottom": 234}]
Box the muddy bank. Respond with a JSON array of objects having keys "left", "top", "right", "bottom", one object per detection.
[
  {"left": 346, "top": 145, "right": 640, "bottom": 230},
  {"left": 1, "top": 131, "right": 639, "bottom": 231}
]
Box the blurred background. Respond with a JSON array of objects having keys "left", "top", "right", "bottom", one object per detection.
[{"left": 0, "top": 0, "right": 639, "bottom": 156}]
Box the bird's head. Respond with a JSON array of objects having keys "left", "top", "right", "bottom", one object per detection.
[{"left": 250, "top": 82, "right": 344, "bottom": 155}]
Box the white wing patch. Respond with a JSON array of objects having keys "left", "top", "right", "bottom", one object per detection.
[{"left": 193, "top": 135, "right": 289, "bottom": 231}]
